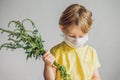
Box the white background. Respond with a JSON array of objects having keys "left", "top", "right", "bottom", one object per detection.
[{"left": 0, "top": 0, "right": 120, "bottom": 80}]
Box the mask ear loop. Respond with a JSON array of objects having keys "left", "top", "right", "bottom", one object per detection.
[{"left": 81, "top": 34, "right": 88, "bottom": 47}]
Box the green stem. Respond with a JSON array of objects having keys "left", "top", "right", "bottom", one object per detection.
[
  {"left": 0, "top": 19, "right": 71, "bottom": 80},
  {"left": 54, "top": 61, "right": 71, "bottom": 80},
  {"left": 0, "top": 28, "right": 15, "bottom": 34}
]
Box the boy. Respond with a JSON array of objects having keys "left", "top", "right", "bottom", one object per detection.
[{"left": 43, "top": 4, "right": 101, "bottom": 80}]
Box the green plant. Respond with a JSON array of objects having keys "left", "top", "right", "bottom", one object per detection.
[{"left": 0, "top": 19, "right": 71, "bottom": 80}]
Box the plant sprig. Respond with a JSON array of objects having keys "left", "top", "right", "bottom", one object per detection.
[
  {"left": 0, "top": 19, "right": 71, "bottom": 80},
  {"left": 0, "top": 19, "right": 45, "bottom": 59}
]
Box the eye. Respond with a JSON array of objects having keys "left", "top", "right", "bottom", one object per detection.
[
  {"left": 70, "top": 36, "right": 75, "bottom": 38},
  {"left": 79, "top": 36, "right": 83, "bottom": 38},
  {"left": 68, "top": 35, "right": 83, "bottom": 38},
  {"left": 69, "top": 35, "right": 76, "bottom": 38}
]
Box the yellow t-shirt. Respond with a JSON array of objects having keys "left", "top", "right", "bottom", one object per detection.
[{"left": 50, "top": 41, "right": 100, "bottom": 80}]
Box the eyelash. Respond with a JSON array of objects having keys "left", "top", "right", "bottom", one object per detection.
[
  {"left": 69, "top": 36, "right": 75, "bottom": 38},
  {"left": 69, "top": 36, "right": 83, "bottom": 38}
]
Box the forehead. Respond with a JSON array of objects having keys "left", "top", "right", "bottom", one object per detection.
[{"left": 65, "top": 25, "right": 86, "bottom": 36}]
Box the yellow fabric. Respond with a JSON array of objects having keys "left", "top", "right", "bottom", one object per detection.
[{"left": 50, "top": 41, "right": 100, "bottom": 80}]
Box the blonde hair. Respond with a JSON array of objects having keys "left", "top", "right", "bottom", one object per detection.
[{"left": 59, "top": 4, "right": 93, "bottom": 33}]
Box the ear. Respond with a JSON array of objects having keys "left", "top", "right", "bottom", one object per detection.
[{"left": 59, "top": 25, "right": 64, "bottom": 32}]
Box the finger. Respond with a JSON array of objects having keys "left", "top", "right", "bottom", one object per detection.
[
  {"left": 49, "top": 55, "right": 55, "bottom": 63},
  {"left": 42, "top": 51, "right": 50, "bottom": 59},
  {"left": 43, "top": 54, "right": 50, "bottom": 61},
  {"left": 43, "top": 53, "right": 52, "bottom": 61},
  {"left": 51, "top": 57, "right": 55, "bottom": 64},
  {"left": 44, "top": 54, "right": 55, "bottom": 64}
]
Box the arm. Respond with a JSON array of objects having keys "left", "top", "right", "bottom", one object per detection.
[
  {"left": 43, "top": 51, "right": 56, "bottom": 80},
  {"left": 44, "top": 64, "right": 56, "bottom": 80},
  {"left": 91, "top": 69, "right": 101, "bottom": 80}
]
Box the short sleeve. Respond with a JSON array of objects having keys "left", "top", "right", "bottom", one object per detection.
[
  {"left": 50, "top": 47, "right": 59, "bottom": 63},
  {"left": 50, "top": 48, "right": 56, "bottom": 57},
  {"left": 92, "top": 48, "right": 101, "bottom": 70}
]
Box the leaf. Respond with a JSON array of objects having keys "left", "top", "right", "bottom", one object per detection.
[{"left": 0, "top": 18, "right": 71, "bottom": 80}]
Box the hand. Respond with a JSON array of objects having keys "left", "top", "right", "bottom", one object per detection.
[{"left": 42, "top": 51, "right": 55, "bottom": 67}]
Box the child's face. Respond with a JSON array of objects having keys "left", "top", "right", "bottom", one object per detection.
[{"left": 60, "top": 25, "right": 87, "bottom": 38}]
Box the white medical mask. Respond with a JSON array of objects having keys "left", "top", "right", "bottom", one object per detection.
[{"left": 63, "top": 34, "right": 88, "bottom": 48}]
